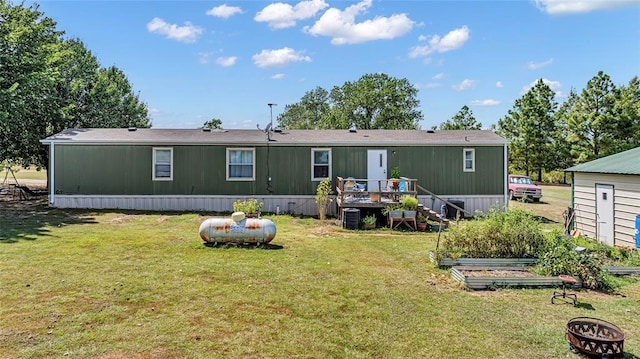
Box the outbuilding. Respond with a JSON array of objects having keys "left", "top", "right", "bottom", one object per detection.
[
  {"left": 565, "top": 147, "right": 640, "bottom": 248},
  {"left": 40, "top": 128, "right": 508, "bottom": 216}
]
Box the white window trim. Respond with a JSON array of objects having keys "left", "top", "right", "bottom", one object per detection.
[
  {"left": 152, "top": 147, "right": 173, "bottom": 181},
  {"left": 311, "top": 148, "right": 332, "bottom": 181},
  {"left": 226, "top": 147, "right": 256, "bottom": 181},
  {"left": 463, "top": 148, "right": 475, "bottom": 172}
]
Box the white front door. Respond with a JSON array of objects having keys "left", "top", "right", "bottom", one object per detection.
[
  {"left": 596, "top": 184, "right": 614, "bottom": 246},
  {"left": 367, "top": 150, "right": 387, "bottom": 191}
]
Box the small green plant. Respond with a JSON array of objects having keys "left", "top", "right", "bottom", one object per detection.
[
  {"left": 390, "top": 166, "right": 400, "bottom": 179},
  {"left": 315, "top": 178, "right": 333, "bottom": 221},
  {"left": 362, "top": 215, "right": 377, "bottom": 225},
  {"left": 400, "top": 195, "right": 418, "bottom": 211},
  {"left": 232, "top": 198, "right": 263, "bottom": 217},
  {"left": 382, "top": 203, "right": 403, "bottom": 216}
]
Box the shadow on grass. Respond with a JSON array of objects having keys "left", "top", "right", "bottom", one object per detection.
[
  {"left": 203, "top": 242, "right": 284, "bottom": 250},
  {"left": 0, "top": 198, "right": 97, "bottom": 243},
  {"left": 532, "top": 215, "right": 558, "bottom": 224}
]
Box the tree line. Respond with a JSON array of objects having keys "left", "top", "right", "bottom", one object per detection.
[
  {"left": 497, "top": 72, "right": 640, "bottom": 181},
  {"left": 0, "top": 1, "right": 149, "bottom": 169}
]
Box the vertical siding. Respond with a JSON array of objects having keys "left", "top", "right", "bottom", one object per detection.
[
  {"left": 54, "top": 144, "right": 504, "bottom": 197},
  {"left": 572, "top": 172, "right": 640, "bottom": 247}
]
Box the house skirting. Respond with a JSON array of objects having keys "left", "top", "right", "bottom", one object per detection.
[{"left": 52, "top": 194, "right": 504, "bottom": 217}]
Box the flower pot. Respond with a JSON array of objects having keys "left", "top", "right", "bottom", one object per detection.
[
  {"left": 417, "top": 222, "right": 427, "bottom": 231},
  {"left": 388, "top": 210, "right": 403, "bottom": 219},
  {"left": 370, "top": 193, "right": 380, "bottom": 202},
  {"left": 363, "top": 223, "right": 376, "bottom": 230},
  {"left": 403, "top": 210, "right": 417, "bottom": 219}
]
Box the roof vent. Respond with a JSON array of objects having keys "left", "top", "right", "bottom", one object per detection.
[
  {"left": 128, "top": 127, "right": 137, "bottom": 132},
  {"left": 426, "top": 130, "right": 435, "bottom": 134},
  {"left": 274, "top": 128, "right": 282, "bottom": 133},
  {"left": 202, "top": 128, "right": 212, "bottom": 132},
  {"left": 348, "top": 124, "right": 357, "bottom": 133}
]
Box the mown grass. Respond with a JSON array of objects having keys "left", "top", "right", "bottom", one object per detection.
[
  {"left": 2, "top": 167, "right": 47, "bottom": 181},
  {"left": 1, "top": 194, "right": 639, "bottom": 358}
]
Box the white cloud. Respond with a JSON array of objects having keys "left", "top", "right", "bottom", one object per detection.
[
  {"left": 304, "top": 0, "right": 414, "bottom": 45},
  {"left": 147, "top": 17, "right": 203, "bottom": 43},
  {"left": 451, "top": 79, "right": 476, "bottom": 91},
  {"left": 521, "top": 78, "right": 562, "bottom": 94},
  {"left": 206, "top": 4, "right": 243, "bottom": 19},
  {"left": 433, "top": 73, "right": 445, "bottom": 80},
  {"left": 216, "top": 56, "right": 238, "bottom": 67},
  {"left": 533, "top": 0, "right": 640, "bottom": 14},
  {"left": 409, "top": 25, "right": 470, "bottom": 58},
  {"left": 255, "top": 0, "right": 328, "bottom": 29},
  {"left": 527, "top": 58, "right": 554, "bottom": 70},
  {"left": 496, "top": 81, "right": 504, "bottom": 88},
  {"left": 470, "top": 99, "right": 500, "bottom": 106},
  {"left": 271, "top": 73, "right": 286, "bottom": 80},
  {"left": 252, "top": 47, "right": 312, "bottom": 68}
]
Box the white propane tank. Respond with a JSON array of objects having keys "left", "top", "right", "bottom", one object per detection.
[{"left": 199, "top": 212, "right": 276, "bottom": 245}]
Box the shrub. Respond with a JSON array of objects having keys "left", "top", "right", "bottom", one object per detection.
[
  {"left": 315, "top": 178, "right": 333, "bottom": 221},
  {"left": 232, "top": 198, "right": 263, "bottom": 217},
  {"left": 438, "top": 208, "right": 545, "bottom": 259},
  {"left": 535, "top": 231, "right": 617, "bottom": 292}
]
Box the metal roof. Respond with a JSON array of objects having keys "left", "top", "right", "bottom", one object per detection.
[
  {"left": 565, "top": 147, "right": 640, "bottom": 175},
  {"left": 40, "top": 128, "right": 507, "bottom": 146}
]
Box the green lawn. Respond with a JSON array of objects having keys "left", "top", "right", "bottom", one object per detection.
[
  {"left": 2, "top": 167, "right": 47, "bottom": 181},
  {"left": 1, "top": 193, "right": 639, "bottom": 358}
]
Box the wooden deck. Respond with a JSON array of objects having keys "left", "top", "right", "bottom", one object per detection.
[{"left": 335, "top": 176, "right": 450, "bottom": 228}]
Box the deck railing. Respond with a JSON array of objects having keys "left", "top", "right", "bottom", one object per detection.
[{"left": 335, "top": 176, "right": 417, "bottom": 206}]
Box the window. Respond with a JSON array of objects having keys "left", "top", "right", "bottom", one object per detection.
[
  {"left": 312, "top": 148, "right": 331, "bottom": 180},
  {"left": 227, "top": 148, "right": 255, "bottom": 181},
  {"left": 153, "top": 148, "right": 173, "bottom": 181},
  {"left": 463, "top": 148, "right": 475, "bottom": 172}
]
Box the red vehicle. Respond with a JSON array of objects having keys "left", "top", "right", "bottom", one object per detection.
[{"left": 508, "top": 174, "right": 542, "bottom": 202}]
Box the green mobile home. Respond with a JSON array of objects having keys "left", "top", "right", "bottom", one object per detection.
[{"left": 40, "top": 128, "right": 508, "bottom": 216}]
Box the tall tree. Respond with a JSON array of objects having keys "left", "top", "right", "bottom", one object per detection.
[
  {"left": 438, "top": 105, "right": 482, "bottom": 130},
  {"left": 277, "top": 87, "right": 330, "bottom": 129},
  {"left": 277, "top": 73, "right": 421, "bottom": 130},
  {"left": 611, "top": 76, "right": 640, "bottom": 152},
  {"left": 566, "top": 71, "right": 618, "bottom": 163},
  {"left": 0, "top": 0, "right": 62, "bottom": 166},
  {"left": 497, "top": 79, "right": 557, "bottom": 180},
  {"left": 0, "top": 1, "right": 150, "bottom": 169}
]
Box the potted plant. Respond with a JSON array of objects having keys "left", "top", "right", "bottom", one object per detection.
[
  {"left": 362, "top": 215, "right": 377, "bottom": 230},
  {"left": 400, "top": 195, "right": 418, "bottom": 219},
  {"left": 232, "top": 198, "right": 263, "bottom": 218},
  {"left": 382, "top": 203, "right": 403, "bottom": 219},
  {"left": 416, "top": 215, "right": 428, "bottom": 232},
  {"left": 390, "top": 166, "right": 400, "bottom": 190}
]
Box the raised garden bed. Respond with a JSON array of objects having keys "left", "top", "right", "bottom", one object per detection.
[
  {"left": 429, "top": 251, "right": 537, "bottom": 267},
  {"left": 603, "top": 266, "right": 640, "bottom": 275},
  {"left": 451, "top": 266, "right": 582, "bottom": 290}
]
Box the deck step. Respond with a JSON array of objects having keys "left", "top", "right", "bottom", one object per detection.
[{"left": 418, "top": 205, "right": 450, "bottom": 227}]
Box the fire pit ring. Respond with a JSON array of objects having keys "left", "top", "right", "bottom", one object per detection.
[{"left": 566, "top": 317, "right": 624, "bottom": 357}]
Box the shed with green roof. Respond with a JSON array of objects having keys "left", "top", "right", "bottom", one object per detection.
[{"left": 565, "top": 147, "right": 640, "bottom": 248}]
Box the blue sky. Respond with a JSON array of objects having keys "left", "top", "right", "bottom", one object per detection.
[{"left": 32, "top": 0, "right": 640, "bottom": 129}]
